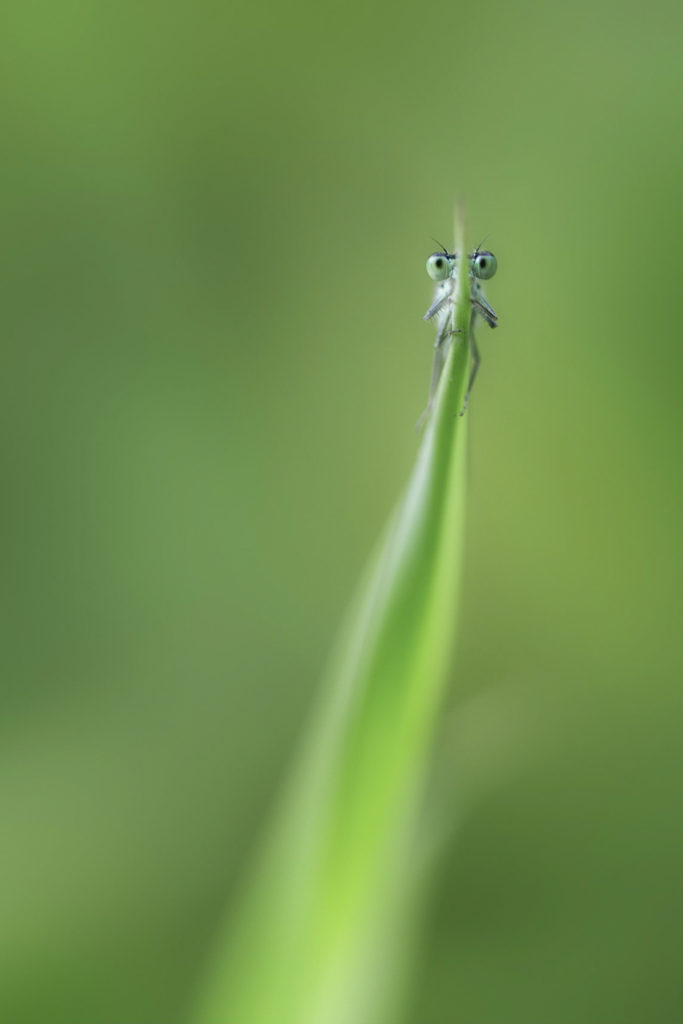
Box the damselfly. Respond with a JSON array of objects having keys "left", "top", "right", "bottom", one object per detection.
[{"left": 422, "top": 245, "right": 498, "bottom": 420}]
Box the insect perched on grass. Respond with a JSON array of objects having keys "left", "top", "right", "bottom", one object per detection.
[{"left": 422, "top": 243, "right": 498, "bottom": 420}]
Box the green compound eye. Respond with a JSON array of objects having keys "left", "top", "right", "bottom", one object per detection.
[
  {"left": 426, "top": 252, "right": 454, "bottom": 281},
  {"left": 471, "top": 250, "right": 497, "bottom": 280}
]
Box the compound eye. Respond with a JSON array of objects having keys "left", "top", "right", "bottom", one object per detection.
[
  {"left": 471, "top": 250, "right": 497, "bottom": 280},
  {"left": 426, "top": 252, "right": 453, "bottom": 281}
]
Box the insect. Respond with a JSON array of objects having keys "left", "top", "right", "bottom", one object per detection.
[{"left": 422, "top": 243, "right": 498, "bottom": 420}]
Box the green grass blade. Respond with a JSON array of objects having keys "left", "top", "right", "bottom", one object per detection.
[{"left": 194, "top": 214, "right": 472, "bottom": 1024}]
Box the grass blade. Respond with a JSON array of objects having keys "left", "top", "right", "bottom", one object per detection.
[{"left": 194, "top": 212, "right": 472, "bottom": 1024}]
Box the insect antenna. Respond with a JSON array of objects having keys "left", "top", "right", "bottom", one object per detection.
[
  {"left": 430, "top": 236, "right": 452, "bottom": 255},
  {"left": 471, "top": 234, "right": 491, "bottom": 258}
]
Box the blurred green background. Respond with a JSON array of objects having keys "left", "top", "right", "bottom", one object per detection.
[{"left": 3, "top": 0, "right": 683, "bottom": 1021}]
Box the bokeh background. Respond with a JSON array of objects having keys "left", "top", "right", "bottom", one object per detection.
[{"left": 3, "top": 0, "right": 683, "bottom": 1021}]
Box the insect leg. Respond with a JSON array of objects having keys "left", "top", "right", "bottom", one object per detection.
[
  {"left": 472, "top": 296, "right": 497, "bottom": 328},
  {"left": 417, "top": 313, "right": 460, "bottom": 429},
  {"left": 459, "top": 328, "right": 481, "bottom": 417},
  {"left": 423, "top": 289, "right": 452, "bottom": 322}
]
